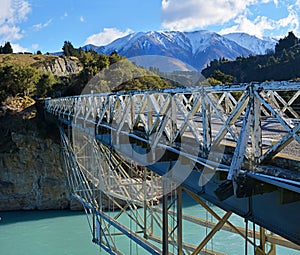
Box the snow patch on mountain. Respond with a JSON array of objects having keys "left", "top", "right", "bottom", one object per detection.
[
  {"left": 223, "top": 33, "right": 277, "bottom": 55},
  {"left": 84, "top": 30, "right": 277, "bottom": 71}
]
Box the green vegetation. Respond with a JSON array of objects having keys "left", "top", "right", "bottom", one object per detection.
[
  {"left": 0, "top": 41, "right": 177, "bottom": 103},
  {"left": 62, "top": 41, "right": 79, "bottom": 57},
  {"left": 0, "top": 42, "right": 13, "bottom": 54},
  {"left": 61, "top": 41, "right": 177, "bottom": 95},
  {"left": 0, "top": 44, "right": 69, "bottom": 101},
  {"left": 0, "top": 63, "right": 59, "bottom": 101},
  {"left": 84, "top": 55, "right": 177, "bottom": 94},
  {"left": 149, "top": 68, "right": 205, "bottom": 88},
  {"left": 202, "top": 31, "right": 300, "bottom": 84}
]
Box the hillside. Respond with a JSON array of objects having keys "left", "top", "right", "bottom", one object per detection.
[
  {"left": 202, "top": 32, "right": 300, "bottom": 83},
  {"left": 0, "top": 54, "right": 82, "bottom": 76}
]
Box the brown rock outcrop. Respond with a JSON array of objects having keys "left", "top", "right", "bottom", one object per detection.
[
  {"left": 37, "top": 56, "right": 82, "bottom": 76},
  {"left": 0, "top": 99, "right": 77, "bottom": 211}
]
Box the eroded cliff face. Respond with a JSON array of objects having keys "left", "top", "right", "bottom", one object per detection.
[
  {"left": 37, "top": 56, "right": 82, "bottom": 76},
  {"left": 0, "top": 99, "right": 79, "bottom": 211}
]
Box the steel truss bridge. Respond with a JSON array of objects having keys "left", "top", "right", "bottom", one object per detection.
[{"left": 45, "top": 81, "right": 300, "bottom": 255}]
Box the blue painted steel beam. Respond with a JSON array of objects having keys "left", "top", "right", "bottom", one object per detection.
[
  {"left": 94, "top": 129, "right": 300, "bottom": 246},
  {"left": 72, "top": 195, "right": 162, "bottom": 255},
  {"left": 58, "top": 116, "right": 300, "bottom": 246}
]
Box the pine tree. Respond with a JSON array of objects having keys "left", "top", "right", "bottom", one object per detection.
[
  {"left": 2, "top": 42, "right": 13, "bottom": 54},
  {"left": 62, "top": 41, "right": 79, "bottom": 57},
  {"left": 0, "top": 42, "right": 13, "bottom": 54},
  {"left": 275, "top": 31, "right": 298, "bottom": 53}
]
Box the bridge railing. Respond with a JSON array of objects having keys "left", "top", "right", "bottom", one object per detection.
[{"left": 45, "top": 81, "right": 300, "bottom": 181}]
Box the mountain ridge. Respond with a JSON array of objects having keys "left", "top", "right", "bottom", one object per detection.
[
  {"left": 223, "top": 32, "right": 277, "bottom": 55},
  {"left": 83, "top": 30, "right": 277, "bottom": 71}
]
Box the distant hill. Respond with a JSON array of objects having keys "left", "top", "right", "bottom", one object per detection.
[
  {"left": 202, "top": 32, "right": 300, "bottom": 83},
  {"left": 83, "top": 30, "right": 277, "bottom": 72}
]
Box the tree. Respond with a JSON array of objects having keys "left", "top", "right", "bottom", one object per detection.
[
  {"left": 0, "top": 64, "right": 40, "bottom": 100},
  {"left": 267, "top": 55, "right": 278, "bottom": 66},
  {"left": 280, "top": 49, "right": 289, "bottom": 62},
  {"left": 275, "top": 31, "right": 299, "bottom": 53},
  {"left": 17, "top": 65, "right": 40, "bottom": 96},
  {"left": 0, "top": 42, "right": 13, "bottom": 54},
  {"left": 97, "top": 54, "right": 110, "bottom": 70},
  {"left": 62, "top": 41, "right": 78, "bottom": 57},
  {"left": 3, "top": 42, "right": 13, "bottom": 53},
  {"left": 36, "top": 50, "right": 42, "bottom": 55},
  {"left": 207, "top": 77, "right": 222, "bottom": 85},
  {"left": 36, "top": 73, "right": 57, "bottom": 97},
  {"left": 211, "top": 70, "right": 233, "bottom": 84},
  {"left": 109, "top": 51, "right": 125, "bottom": 65}
]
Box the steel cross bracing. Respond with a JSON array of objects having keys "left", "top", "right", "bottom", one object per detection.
[{"left": 46, "top": 81, "right": 300, "bottom": 254}]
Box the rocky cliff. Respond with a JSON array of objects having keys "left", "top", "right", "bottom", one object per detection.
[
  {"left": 0, "top": 98, "right": 79, "bottom": 210},
  {"left": 36, "top": 56, "right": 82, "bottom": 76},
  {"left": 0, "top": 54, "right": 83, "bottom": 77},
  {"left": 0, "top": 54, "right": 84, "bottom": 211}
]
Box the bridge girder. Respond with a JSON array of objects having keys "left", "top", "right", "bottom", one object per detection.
[{"left": 46, "top": 81, "right": 300, "bottom": 254}]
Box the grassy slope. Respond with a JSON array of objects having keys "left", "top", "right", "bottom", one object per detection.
[{"left": 0, "top": 54, "right": 61, "bottom": 66}]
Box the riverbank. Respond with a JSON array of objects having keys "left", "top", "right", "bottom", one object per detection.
[{"left": 0, "top": 98, "right": 79, "bottom": 211}]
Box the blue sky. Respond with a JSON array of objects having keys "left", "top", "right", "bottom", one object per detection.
[{"left": 0, "top": 0, "right": 300, "bottom": 53}]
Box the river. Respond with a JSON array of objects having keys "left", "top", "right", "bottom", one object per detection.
[{"left": 1, "top": 196, "right": 299, "bottom": 255}]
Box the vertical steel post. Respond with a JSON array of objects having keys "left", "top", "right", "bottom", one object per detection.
[
  {"left": 259, "top": 227, "right": 266, "bottom": 254},
  {"left": 91, "top": 138, "right": 96, "bottom": 242},
  {"left": 148, "top": 95, "right": 153, "bottom": 133},
  {"left": 225, "top": 92, "right": 230, "bottom": 114},
  {"left": 162, "top": 178, "right": 169, "bottom": 255},
  {"left": 251, "top": 86, "right": 262, "bottom": 168},
  {"left": 130, "top": 94, "right": 134, "bottom": 130},
  {"left": 202, "top": 90, "right": 211, "bottom": 155},
  {"left": 143, "top": 167, "right": 148, "bottom": 239},
  {"left": 171, "top": 93, "right": 177, "bottom": 143},
  {"left": 177, "top": 186, "right": 183, "bottom": 255},
  {"left": 150, "top": 170, "right": 154, "bottom": 235}
]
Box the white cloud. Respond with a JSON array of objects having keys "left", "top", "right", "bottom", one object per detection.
[
  {"left": 80, "top": 16, "right": 84, "bottom": 22},
  {"left": 0, "top": 24, "right": 24, "bottom": 43},
  {"left": 0, "top": 0, "right": 30, "bottom": 24},
  {"left": 161, "top": 0, "right": 272, "bottom": 30},
  {"left": 11, "top": 43, "right": 28, "bottom": 53},
  {"left": 84, "top": 28, "right": 133, "bottom": 46},
  {"left": 277, "top": 5, "right": 299, "bottom": 30},
  {"left": 0, "top": 0, "right": 30, "bottom": 42},
  {"left": 33, "top": 19, "right": 52, "bottom": 31},
  {"left": 219, "top": 4, "right": 299, "bottom": 38},
  {"left": 219, "top": 15, "right": 274, "bottom": 38}
]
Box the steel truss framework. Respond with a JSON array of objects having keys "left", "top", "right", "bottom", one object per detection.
[{"left": 46, "top": 81, "right": 300, "bottom": 254}]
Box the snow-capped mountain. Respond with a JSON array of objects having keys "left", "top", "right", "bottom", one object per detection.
[
  {"left": 84, "top": 30, "right": 277, "bottom": 71},
  {"left": 223, "top": 33, "right": 277, "bottom": 55}
]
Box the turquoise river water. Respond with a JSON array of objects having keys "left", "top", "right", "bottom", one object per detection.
[{"left": 1, "top": 195, "right": 299, "bottom": 255}]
